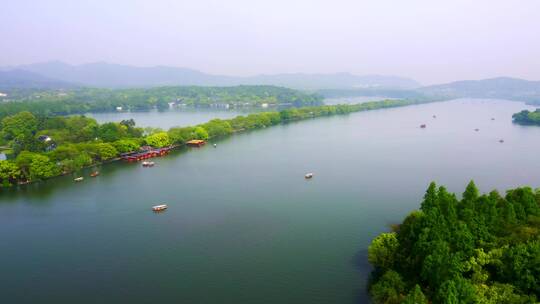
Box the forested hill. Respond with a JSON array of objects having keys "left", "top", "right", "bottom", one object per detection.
[
  {"left": 0, "top": 70, "right": 77, "bottom": 90},
  {"left": 2, "top": 61, "right": 420, "bottom": 89},
  {"left": 368, "top": 181, "right": 540, "bottom": 303},
  {"left": 0, "top": 86, "right": 323, "bottom": 120},
  {"left": 418, "top": 77, "right": 540, "bottom": 104}
]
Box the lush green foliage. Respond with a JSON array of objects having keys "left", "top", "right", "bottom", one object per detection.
[
  {"left": 0, "top": 111, "right": 146, "bottom": 185},
  {"left": 368, "top": 181, "right": 540, "bottom": 303},
  {"left": 145, "top": 132, "right": 171, "bottom": 148},
  {"left": 0, "top": 160, "right": 20, "bottom": 187},
  {"left": 1, "top": 98, "right": 430, "bottom": 187},
  {"left": 513, "top": 109, "right": 540, "bottom": 125},
  {"left": 0, "top": 86, "right": 323, "bottom": 120}
]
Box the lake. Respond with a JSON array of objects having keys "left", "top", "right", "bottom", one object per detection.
[
  {"left": 324, "top": 96, "right": 400, "bottom": 105},
  {"left": 1, "top": 99, "right": 539, "bottom": 303},
  {"left": 87, "top": 108, "right": 245, "bottom": 129}
]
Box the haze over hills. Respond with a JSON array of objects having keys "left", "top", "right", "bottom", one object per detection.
[
  {"left": 0, "top": 69, "right": 77, "bottom": 90},
  {"left": 1, "top": 62, "right": 540, "bottom": 105},
  {"left": 418, "top": 77, "right": 540, "bottom": 104},
  {"left": 1, "top": 61, "right": 420, "bottom": 89}
]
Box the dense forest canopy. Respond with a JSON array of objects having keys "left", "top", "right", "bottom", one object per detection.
[
  {"left": 0, "top": 85, "right": 323, "bottom": 120},
  {"left": 368, "top": 181, "right": 540, "bottom": 303},
  {"left": 512, "top": 109, "right": 540, "bottom": 126}
]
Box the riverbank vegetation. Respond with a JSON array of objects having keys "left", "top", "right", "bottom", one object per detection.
[
  {"left": 368, "top": 181, "right": 540, "bottom": 303},
  {"left": 0, "top": 99, "right": 429, "bottom": 187},
  {"left": 0, "top": 85, "right": 323, "bottom": 120},
  {"left": 512, "top": 109, "right": 540, "bottom": 126}
]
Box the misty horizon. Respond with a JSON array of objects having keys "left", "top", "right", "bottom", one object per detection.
[
  {"left": 5, "top": 60, "right": 540, "bottom": 87},
  {"left": 2, "top": 0, "right": 539, "bottom": 85}
]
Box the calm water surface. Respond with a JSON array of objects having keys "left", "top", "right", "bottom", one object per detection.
[
  {"left": 324, "top": 96, "right": 399, "bottom": 105},
  {"left": 1, "top": 99, "right": 539, "bottom": 303},
  {"left": 87, "top": 108, "right": 245, "bottom": 129}
]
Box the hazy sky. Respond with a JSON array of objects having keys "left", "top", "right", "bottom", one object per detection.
[{"left": 1, "top": 0, "right": 539, "bottom": 84}]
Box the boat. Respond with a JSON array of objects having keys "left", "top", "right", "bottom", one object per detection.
[
  {"left": 433, "top": 115, "right": 437, "bottom": 118},
  {"left": 186, "top": 139, "right": 206, "bottom": 147},
  {"left": 90, "top": 171, "right": 99, "bottom": 177},
  {"left": 499, "top": 139, "right": 504, "bottom": 143},
  {"left": 142, "top": 161, "right": 155, "bottom": 167},
  {"left": 74, "top": 177, "right": 84, "bottom": 182},
  {"left": 420, "top": 124, "right": 426, "bottom": 128},
  {"left": 474, "top": 128, "right": 479, "bottom": 132},
  {"left": 213, "top": 144, "right": 217, "bottom": 148},
  {"left": 491, "top": 118, "right": 496, "bottom": 121},
  {"left": 305, "top": 173, "right": 314, "bottom": 179},
  {"left": 152, "top": 204, "right": 168, "bottom": 211}
]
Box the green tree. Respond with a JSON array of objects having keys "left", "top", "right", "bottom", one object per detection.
[
  {"left": 29, "top": 154, "right": 59, "bottom": 180},
  {"left": 112, "top": 139, "right": 141, "bottom": 153},
  {"left": 1, "top": 111, "right": 37, "bottom": 140},
  {"left": 421, "top": 182, "right": 438, "bottom": 212},
  {"left": 0, "top": 160, "right": 21, "bottom": 186},
  {"left": 193, "top": 127, "right": 209, "bottom": 140},
  {"left": 370, "top": 270, "right": 406, "bottom": 304},
  {"left": 97, "top": 122, "right": 127, "bottom": 142},
  {"left": 145, "top": 132, "right": 171, "bottom": 148},
  {"left": 15, "top": 151, "right": 37, "bottom": 178},
  {"left": 403, "top": 285, "right": 428, "bottom": 304},
  {"left": 368, "top": 232, "right": 399, "bottom": 269},
  {"left": 436, "top": 278, "right": 477, "bottom": 304},
  {"left": 96, "top": 143, "right": 118, "bottom": 161}
]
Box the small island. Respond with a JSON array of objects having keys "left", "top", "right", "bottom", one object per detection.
[
  {"left": 512, "top": 109, "right": 540, "bottom": 126},
  {"left": 368, "top": 181, "right": 540, "bottom": 303}
]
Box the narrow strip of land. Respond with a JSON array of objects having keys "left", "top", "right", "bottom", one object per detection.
[{"left": 0, "top": 99, "right": 437, "bottom": 188}]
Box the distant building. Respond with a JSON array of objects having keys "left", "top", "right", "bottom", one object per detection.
[
  {"left": 261, "top": 103, "right": 269, "bottom": 108},
  {"left": 0, "top": 92, "right": 7, "bottom": 97},
  {"left": 38, "top": 135, "right": 57, "bottom": 151},
  {"left": 38, "top": 135, "right": 52, "bottom": 142},
  {"left": 116, "top": 106, "right": 123, "bottom": 111}
]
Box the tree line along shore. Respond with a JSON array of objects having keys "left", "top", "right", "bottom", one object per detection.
[
  {"left": 0, "top": 99, "right": 429, "bottom": 187},
  {"left": 0, "top": 85, "right": 324, "bottom": 120},
  {"left": 512, "top": 109, "right": 540, "bottom": 126}
]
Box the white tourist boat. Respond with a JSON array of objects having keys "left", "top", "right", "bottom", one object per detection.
[{"left": 152, "top": 204, "right": 168, "bottom": 211}]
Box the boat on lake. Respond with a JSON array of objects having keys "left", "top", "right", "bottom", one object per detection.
[
  {"left": 420, "top": 124, "right": 426, "bottom": 128},
  {"left": 474, "top": 128, "right": 479, "bottom": 132},
  {"left": 499, "top": 139, "right": 504, "bottom": 143},
  {"left": 90, "top": 171, "right": 99, "bottom": 177},
  {"left": 213, "top": 144, "right": 217, "bottom": 148},
  {"left": 152, "top": 204, "right": 168, "bottom": 211},
  {"left": 74, "top": 177, "right": 84, "bottom": 182},
  {"left": 142, "top": 161, "right": 155, "bottom": 167},
  {"left": 305, "top": 173, "right": 314, "bottom": 179},
  {"left": 186, "top": 139, "right": 206, "bottom": 147}
]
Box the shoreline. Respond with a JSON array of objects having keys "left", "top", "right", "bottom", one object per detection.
[{"left": 1, "top": 99, "right": 442, "bottom": 190}]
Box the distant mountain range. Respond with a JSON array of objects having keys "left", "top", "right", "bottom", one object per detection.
[
  {"left": 1, "top": 62, "right": 539, "bottom": 105},
  {"left": 418, "top": 77, "right": 540, "bottom": 104},
  {"left": 0, "top": 61, "right": 420, "bottom": 89},
  {"left": 0, "top": 69, "right": 76, "bottom": 90},
  {"left": 318, "top": 77, "right": 540, "bottom": 105}
]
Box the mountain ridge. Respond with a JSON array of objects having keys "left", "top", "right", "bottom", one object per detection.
[{"left": 1, "top": 61, "right": 421, "bottom": 89}]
